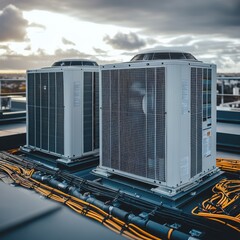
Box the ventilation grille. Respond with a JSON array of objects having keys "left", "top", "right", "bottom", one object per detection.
[
  {"left": 190, "top": 68, "right": 203, "bottom": 177},
  {"left": 27, "top": 72, "right": 64, "bottom": 155},
  {"left": 102, "top": 67, "right": 165, "bottom": 181},
  {"left": 203, "top": 69, "right": 212, "bottom": 121},
  {"left": 83, "top": 72, "right": 99, "bottom": 153}
]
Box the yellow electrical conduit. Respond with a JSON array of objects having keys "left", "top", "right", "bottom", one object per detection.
[
  {"left": 216, "top": 158, "right": 240, "bottom": 172},
  {"left": 0, "top": 160, "right": 162, "bottom": 240},
  {"left": 192, "top": 178, "right": 240, "bottom": 233}
]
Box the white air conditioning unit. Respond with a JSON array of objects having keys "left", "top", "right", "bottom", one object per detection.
[
  {"left": 26, "top": 59, "right": 99, "bottom": 161},
  {"left": 96, "top": 51, "right": 217, "bottom": 195}
]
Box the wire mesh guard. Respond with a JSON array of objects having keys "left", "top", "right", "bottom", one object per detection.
[{"left": 102, "top": 67, "right": 166, "bottom": 181}]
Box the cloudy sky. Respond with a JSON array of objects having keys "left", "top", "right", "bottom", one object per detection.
[{"left": 0, "top": 0, "right": 239, "bottom": 73}]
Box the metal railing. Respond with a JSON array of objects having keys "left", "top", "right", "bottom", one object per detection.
[
  {"left": 0, "top": 78, "right": 26, "bottom": 96},
  {"left": 1, "top": 77, "right": 240, "bottom": 109},
  {"left": 0, "top": 79, "right": 26, "bottom": 113},
  {"left": 0, "top": 96, "right": 11, "bottom": 111},
  {"left": 217, "top": 77, "right": 240, "bottom": 110}
]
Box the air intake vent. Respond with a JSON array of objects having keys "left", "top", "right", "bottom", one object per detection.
[
  {"left": 190, "top": 68, "right": 202, "bottom": 177},
  {"left": 83, "top": 72, "right": 99, "bottom": 152},
  {"left": 101, "top": 67, "right": 166, "bottom": 181},
  {"left": 27, "top": 72, "right": 64, "bottom": 154}
]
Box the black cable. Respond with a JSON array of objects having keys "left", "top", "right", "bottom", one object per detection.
[{"left": 1, "top": 152, "right": 239, "bottom": 240}]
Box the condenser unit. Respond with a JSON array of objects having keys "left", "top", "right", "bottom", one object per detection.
[
  {"left": 95, "top": 51, "right": 218, "bottom": 195},
  {"left": 25, "top": 59, "right": 99, "bottom": 162}
]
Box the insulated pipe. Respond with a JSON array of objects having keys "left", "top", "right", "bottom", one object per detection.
[
  {"left": 31, "top": 172, "right": 197, "bottom": 240},
  {"left": 145, "top": 220, "right": 197, "bottom": 240}
]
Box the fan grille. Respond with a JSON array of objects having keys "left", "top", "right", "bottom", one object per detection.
[{"left": 101, "top": 67, "right": 166, "bottom": 181}]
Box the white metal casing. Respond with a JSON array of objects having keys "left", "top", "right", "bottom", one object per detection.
[
  {"left": 98, "top": 60, "right": 217, "bottom": 194},
  {"left": 26, "top": 66, "right": 99, "bottom": 160}
]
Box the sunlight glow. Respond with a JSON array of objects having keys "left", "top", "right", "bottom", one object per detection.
[{"left": 23, "top": 10, "right": 138, "bottom": 56}]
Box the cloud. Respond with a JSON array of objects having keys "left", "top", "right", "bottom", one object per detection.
[
  {"left": 0, "top": 45, "right": 10, "bottom": 51},
  {"left": 0, "top": 48, "right": 112, "bottom": 71},
  {"left": 168, "top": 36, "right": 195, "bottom": 45},
  {"left": 54, "top": 48, "right": 92, "bottom": 59},
  {"left": 24, "top": 45, "right": 31, "bottom": 51},
  {"left": 0, "top": 44, "right": 14, "bottom": 55},
  {"left": 62, "top": 37, "right": 75, "bottom": 46},
  {"left": 28, "top": 22, "right": 46, "bottom": 30},
  {"left": 93, "top": 47, "right": 107, "bottom": 55},
  {"left": 104, "top": 32, "right": 146, "bottom": 50},
  {"left": 1, "top": 0, "right": 239, "bottom": 38},
  {"left": 0, "top": 42, "right": 240, "bottom": 72},
  {"left": 194, "top": 40, "right": 240, "bottom": 71},
  {"left": 0, "top": 1, "right": 240, "bottom": 72},
  {"left": 150, "top": 37, "right": 240, "bottom": 72},
  {"left": 0, "top": 5, "right": 28, "bottom": 42}
]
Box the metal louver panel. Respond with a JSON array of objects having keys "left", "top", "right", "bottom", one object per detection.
[
  {"left": 49, "top": 73, "right": 56, "bottom": 152},
  {"left": 102, "top": 70, "right": 111, "bottom": 168},
  {"left": 101, "top": 67, "right": 165, "bottom": 181},
  {"left": 196, "top": 69, "right": 203, "bottom": 173},
  {"left": 156, "top": 68, "right": 166, "bottom": 181},
  {"left": 27, "top": 73, "right": 35, "bottom": 146},
  {"left": 84, "top": 72, "right": 93, "bottom": 152},
  {"left": 35, "top": 73, "right": 41, "bottom": 148},
  {"left": 56, "top": 72, "right": 64, "bottom": 155},
  {"left": 94, "top": 72, "right": 100, "bottom": 149},
  {"left": 207, "top": 69, "right": 212, "bottom": 119},
  {"left": 41, "top": 73, "right": 48, "bottom": 150},
  {"left": 191, "top": 68, "right": 203, "bottom": 177},
  {"left": 27, "top": 71, "right": 64, "bottom": 155},
  {"left": 83, "top": 71, "right": 99, "bottom": 153}
]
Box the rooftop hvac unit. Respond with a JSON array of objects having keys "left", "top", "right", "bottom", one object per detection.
[
  {"left": 25, "top": 60, "right": 99, "bottom": 162},
  {"left": 95, "top": 51, "right": 218, "bottom": 196}
]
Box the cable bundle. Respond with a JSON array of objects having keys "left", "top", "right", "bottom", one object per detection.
[
  {"left": 192, "top": 178, "right": 240, "bottom": 233},
  {"left": 0, "top": 160, "right": 160, "bottom": 240},
  {"left": 1, "top": 151, "right": 240, "bottom": 240},
  {"left": 216, "top": 158, "right": 240, "bottom": 173}
]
